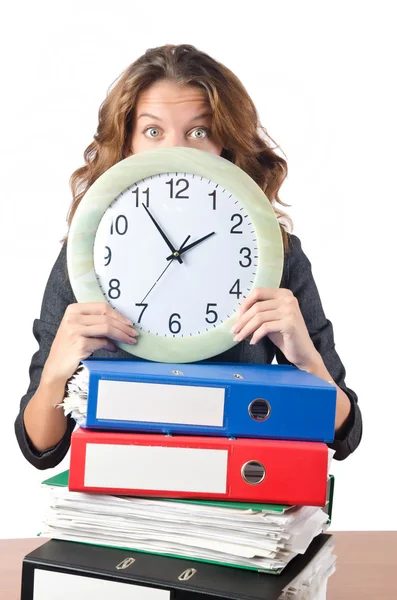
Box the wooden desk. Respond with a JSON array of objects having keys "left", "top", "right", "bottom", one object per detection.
[{"left": 1, "top": 532, "right": 396, "bottom": 599}]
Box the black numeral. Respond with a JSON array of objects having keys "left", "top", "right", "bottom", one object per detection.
[
  {"left": 104, "top": 246, "right": 112, "bottom": 266},
  {"left": 169, "top": 313, "right": 182, "bottom": 334},
  {"left": 166, "top": 178, "right": 189, "bottom": 199},
  {"left": 205, "top": 303, "right": 218, "bottom": 324},
  {"left": 239, "top": 247, "right": 252, "bottom": 267},
  {"left": 110, "top": 215, "right": 128, "bottom": 235},
  {"left": 209, "top": 190, "right": 217, "bottom": 210},
  {"left": 131, "top": 187, "right": 150, "bottom": 208},
  {"left": 135, "top": 303, "right": 148, "bottom": 323},
  {"left": 230, "top": 213, "right": 243, "bottom": 234},
  {"left": 108, "top": 279, "right": 121, "bottom": 299},
  {"left": 229, "top": 279, "right": 242, "bottom": 298}
]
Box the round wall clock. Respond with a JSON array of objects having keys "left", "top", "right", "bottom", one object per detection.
[{"left": 67, "top": 147, "right": 284, "bottom": 363}]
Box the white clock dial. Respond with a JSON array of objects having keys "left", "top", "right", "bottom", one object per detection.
[{"left": 93, "top": 172, "right": 258, "bottom": 338}]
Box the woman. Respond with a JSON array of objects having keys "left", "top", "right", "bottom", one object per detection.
[{"left": 15, "top": 44, "right": 362, "bottom": 469}]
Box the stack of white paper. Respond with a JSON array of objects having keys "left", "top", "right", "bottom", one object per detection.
[
  {"left": 61, "top": 365, "right": 88, "bottom": 425},
  {"left": 40, "top": 485, "right": 330, "bottom": 573},
  {"left": 279, "top": 536, "right": 335, "bottom": 599}
]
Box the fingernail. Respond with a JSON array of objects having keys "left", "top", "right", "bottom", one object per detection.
[
  {"left": 231, "top": 325, "right": 238, "bottom": 333},
  {"left": 234, "top": 335, "right": 241, "bottom": 342}
]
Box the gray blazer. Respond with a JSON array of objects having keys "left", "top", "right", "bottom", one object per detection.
[{"left": 15, "top": 234, "right": 362, "bottom": 469}]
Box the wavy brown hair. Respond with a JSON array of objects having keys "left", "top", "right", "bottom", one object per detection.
[{"left": 67, "top": 43, "right": 292, "bottom": 249}]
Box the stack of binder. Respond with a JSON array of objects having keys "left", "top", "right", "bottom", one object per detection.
[{"left": 23, "top": 358, "right": 338, "bottom": 599}]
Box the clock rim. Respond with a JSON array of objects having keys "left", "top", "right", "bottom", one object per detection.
[{"left": 67, "top": 146, "right": 284, "bottom": 363}]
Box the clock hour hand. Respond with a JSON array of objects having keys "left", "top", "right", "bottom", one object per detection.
[
  {"left": 166, "top": 232, "right": 216, "bottom": 261},
  {"left": 142, "top": 203, "right": 183, "bottom": 264}
]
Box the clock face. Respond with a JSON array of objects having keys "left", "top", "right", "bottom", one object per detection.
[
  {"left": 93, "top": 172, "right": 258, "bottom": 338},
  {"left": 67, "top": 147, "right": 283, "bottom": 362}
]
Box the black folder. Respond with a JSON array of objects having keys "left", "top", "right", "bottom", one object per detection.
[{"left": 21, "top": 534, "right": 333, "bottom": 600}]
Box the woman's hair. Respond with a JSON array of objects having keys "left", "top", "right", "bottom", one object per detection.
[{"left": 67, "top": 43, "right": 292, "bottom": 249}]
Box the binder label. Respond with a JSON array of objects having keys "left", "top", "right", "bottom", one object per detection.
[
  {"left": 97, "top": 380, "right": 225, "bottom": 426},
  {"left": 84, "top": 443, "right": 228, "bottom": 493},
  {"left": 33, "top": 568, "right": 170, "bottom": 598}
]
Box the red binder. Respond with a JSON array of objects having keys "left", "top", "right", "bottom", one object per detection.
[{"left": 69, "top": 428, "right": 329, "bottom": 506}]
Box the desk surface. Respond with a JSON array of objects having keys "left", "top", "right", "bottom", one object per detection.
[{"left": 1, "top": 532, "right": 396, "bottom": 599}]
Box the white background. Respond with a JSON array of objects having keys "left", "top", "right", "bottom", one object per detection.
[{"left": 0, "top": 1, "right": 395, "bottom": 538}]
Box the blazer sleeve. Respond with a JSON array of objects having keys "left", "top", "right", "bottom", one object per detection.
[
  {"left": 14, "top": 243, "right": 77, "bottom": 470},
  {"left": 275, "top": 234, "right": 362, "bottom": 460}
]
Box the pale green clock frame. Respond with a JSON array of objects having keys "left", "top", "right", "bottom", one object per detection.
[{"left": 67, "top": 147, "right": 284, "bottom": 363}]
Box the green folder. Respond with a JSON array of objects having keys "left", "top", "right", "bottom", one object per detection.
[
  {"left": 42, "top": 470, "right": 291, "bottom": 512},
  {"left": 43, "top": 470, "right": 334, "bottom": 515}
]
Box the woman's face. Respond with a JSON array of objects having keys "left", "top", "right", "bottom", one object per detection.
[{"left": 130, "top": 80, "right": 223, "bottom": 155}]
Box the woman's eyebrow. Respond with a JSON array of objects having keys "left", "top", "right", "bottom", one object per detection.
[
  {"left": 137, "top": 112, "right": 163, "bottom": 121},
  {"left": 137, "top": 112, "right": 212, "bottom": 122},
  {"left": 189, "top": 112, "right": 212, "bottom": 122}
]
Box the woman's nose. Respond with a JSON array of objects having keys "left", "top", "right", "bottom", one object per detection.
[{"left": 161, "top": 133, "right": 189, "bottom": 148}]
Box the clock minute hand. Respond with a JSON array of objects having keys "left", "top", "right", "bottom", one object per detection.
[
  {"left": 166, "top": 232, "right": 216, "bottom": 261},
  {"left": 142, "top": 203, "right": 183, "bottom": 264},
  {"left": 138, "top": 235, "right": 191, "bottom": 305}
]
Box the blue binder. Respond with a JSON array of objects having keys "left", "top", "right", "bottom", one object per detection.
[{"left": 78, "top": 359, "right": 336, "bottom": 442}]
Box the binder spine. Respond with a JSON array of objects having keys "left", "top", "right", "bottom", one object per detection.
[
  {"left": 84, "top": 373, "right": 335, "bottom": 442},
  {"left": 69, "top": 430, "right": 328, "bottom": 506}
]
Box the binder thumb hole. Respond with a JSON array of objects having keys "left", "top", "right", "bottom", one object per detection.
[
  {"left": 241, "top": 461, "right": 266, "bottom": 485},
  {"left": 248, "top": 398, "right": 271, "bottom": 421}
]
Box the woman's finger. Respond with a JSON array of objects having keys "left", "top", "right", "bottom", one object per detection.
[
  {"left": 233, "top": 311, "right": 282, "bottom": 342},
  {"left": 239, "top": 288, "right": 292, "bottom": 317},
  {"left": 73, "top": 313, "right": 139, "bottom": 337},
  {"left": 250, "top": 321, "right": 281, "bottom": 345},
  {"left": 66, "top": 302, "right": 132, "bottom": 325},
  {"left": 232, "top": 300, "right": 280, "bottom": 335},
  {"left": 77, "top": 323, "right": 138, "bottom": 345},
  {"left": 86, "top": 338, "right": 119, "bottom": 353}
]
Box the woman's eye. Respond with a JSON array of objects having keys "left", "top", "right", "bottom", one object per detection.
[
  {"left": 190, "top": 127, "right": 209, "bottom": 139},
  {"left": 145, "top": 127, "right": 161, "bottom": 138}
]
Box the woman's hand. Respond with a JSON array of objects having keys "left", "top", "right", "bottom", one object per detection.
[
  {"left": 231, "top": 288, "right": 320, "bottom": 370},
  {"left": 42, "top": 302, "right": 138, "bottom": 384}
]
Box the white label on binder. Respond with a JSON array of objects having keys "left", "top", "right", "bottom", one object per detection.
[
  {"left": 33, "top": 568, "right": 170, "bottom": 599},
  {"left": 84, "top": 443, "right": 228, "bottom": 493},
  {"left": 96, "top": 380, "right": 225, "bottom": 426}
]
